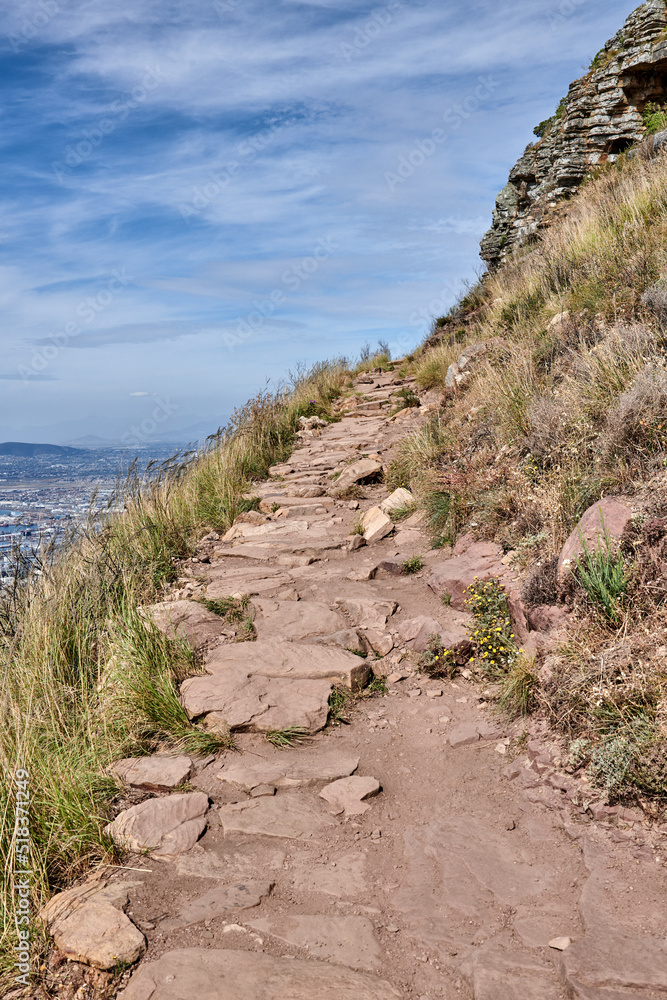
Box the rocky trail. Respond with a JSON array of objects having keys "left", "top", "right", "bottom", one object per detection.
[{"left": 41, "top": 368, "right": 667, "bottom": 1000}]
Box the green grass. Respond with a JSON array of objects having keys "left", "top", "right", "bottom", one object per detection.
[
  {"left": 200, "top": 595, "right": 250, "bottom": 622},
  {"left": 573, "top": 521, "right": 627, "bottom": 624},
  {"left": 265, "top": 727, "right": 310, "bottom": 749},
  {"left": 402, "top": 556, "right": 424, "bottom": 575}
]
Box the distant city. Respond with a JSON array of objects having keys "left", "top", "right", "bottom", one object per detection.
[{"left": 0, "top": 442, "right": 198, "bottom": 584}]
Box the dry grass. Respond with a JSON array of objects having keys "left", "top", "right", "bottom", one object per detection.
[
  {"left": 0, "top": 357, "right": 352, "bottom": 993},
  {"left": 393, "top": 151, "right": 667, "bottom": 801}
]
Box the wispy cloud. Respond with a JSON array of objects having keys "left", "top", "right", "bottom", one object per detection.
[{"left": 0, "top": 0, "right": 639, "bottom": 440}]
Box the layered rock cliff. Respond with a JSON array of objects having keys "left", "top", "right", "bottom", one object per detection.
[{"left": 481, "top": 0, "right": 667, "bottom": 267}]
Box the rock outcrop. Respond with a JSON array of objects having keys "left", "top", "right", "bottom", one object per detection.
[{"left": 481, "top": 0, "right": 667, "bottom": 266}]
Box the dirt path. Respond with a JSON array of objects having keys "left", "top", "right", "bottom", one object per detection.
[{"left": 43, "top": 370, "right": 667, "bottom": 999}]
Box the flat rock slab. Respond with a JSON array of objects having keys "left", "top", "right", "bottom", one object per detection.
[
  {"left": 319, "top": 775, "right": 381, "bottom": 816},
  {"left": 205, "top": 569, "right": 295, "bottom": 599},
  {"left": 120, "top": 948, "right": 402, "bottom": 1000},
  {"left": 470, "top": 944, "right": 563, "bottom": 1000},
  {"left": 183, "top": 669, "right": 334, "bottom": 733},
  {"left": 449, "top": 723, "right": 481, "bottom": 748},
  {"left": 145, "top": 600, "right": 230, "bottom": 650},
  {"left": 557, "top": 928, "right": 667, "bottom": 995},
  {"left": 112, "top": 755, "right": 193, "bottom": 792},
  {"left": 183, "top": 640, "right": 370, "bottom": 734},
  {"left": 335, "top": 598, "right": 397, "bottom": 631},
  {"left": 292, "top": 851, "right": 368, "bottom": 898},
  {"left": 161, "top": 881, "right": 273, "bottom": 930},
  {"left": 248, "top": 914, "right": 382, "bottom": 971},
  {"left": 218, "top": 751, "right": 360, "bottom": 791},
  {"left": 203, "top": 640, "right": 370, "bottom": 689},
  {"left": 426, "top": 542, "right": 508, "bottom": 610},
  {"left": 105, "top": 792, "right": 209, "bottom": 859},
  {"left": 41, "top": 882, "right": 145, "bottom": 970},
  {"left": 253, "top": 599, "right": 344, "bottom": 640},
  {"left": 218, "top": 793, "right": 338, "bottom": 840}
]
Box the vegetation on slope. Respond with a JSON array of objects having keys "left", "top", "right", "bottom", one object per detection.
[
  {"left": 0, "top": 354, "right": 397, "bottom": 993},
  {"left": 392, "top": 150, "right": 667, "bottom": 807}
]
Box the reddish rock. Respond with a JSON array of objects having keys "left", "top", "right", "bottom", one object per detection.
[
  {"left": 557, "top": 497, "right": 634, "bottom": 583},
  {"left": 426, "top": 542, "right": 508, "bottom": 610},
  {"left": 397, "top": 616, "right": 473, "bottom": 659}
]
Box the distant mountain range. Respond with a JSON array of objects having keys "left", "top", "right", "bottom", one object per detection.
[{"left": 0, "top": 441, "right": 86, "bottom": 457}]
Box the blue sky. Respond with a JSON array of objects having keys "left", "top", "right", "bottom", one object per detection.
[{"left": 0, "top": 0, "right": 638, "bottom": 444}]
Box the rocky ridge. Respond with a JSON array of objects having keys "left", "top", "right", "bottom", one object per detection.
[
  {"left": 35, "top": 365, "right": 667, "bottom": 1000},
  {"left": 481, "top": 0, "right": 667, "bottom": 267}
]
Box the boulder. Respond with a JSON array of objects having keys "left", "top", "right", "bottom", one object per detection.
[
  {"left": 426, "top": 542, "right": 508, "bottom": 610},
  {"left": 380, "top": 488, "right": 415, "bottom": 515},
  {"left": 119, "top": 948, "right": 402, "bottom": 1000},
  {"left": 144, "top": 600, "right": 230, "bottom": 650},
  {"left": 111, "top": 755, "right": 193, "bottom": 791},
  {"left": 104, "top": 792, "right": 209, "bottom": 859},
  {"left": 331, "top": 458, "right": 383, "bottom": 494},
  {"left": 444, "top": 343, "right": 490, "bottom": 391},
  {"left": 362, "top": 628, "right": 394, "bottom": 656},
  {"left": 319, "top": 776, "right": 381, "bottom": 816},
  {"left": 362, "top": 506, "right": 394, "bottom": 544},
  {"left": 41, "top": 881, "right": 145, "bottom": 970},
  {"left": 557, "top": 497, "right": 634, "bottom": 583}
]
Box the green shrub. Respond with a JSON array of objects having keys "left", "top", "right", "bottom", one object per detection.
[
  {"left": 418, "top": 634, "right": 459, "bottom": 679},
  {"left": 402, "top": 556, "right": 424, "bottom": 574},
  {"left": 643, "top": 101, "right": 667, "bottom": 136}
]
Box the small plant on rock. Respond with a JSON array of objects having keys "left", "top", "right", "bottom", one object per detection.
[
  {"left": 573, "top": 523, "right": 627, "bottom": 625},
  {"left": 402, "top": 555, "right": 424, "bottom": 575},
  {"left": 350, "top": 516, "right": 365, "bottom": 536},
  {"left": 201, "top": 594, "right": 250, "bottom": 623},
  {"left": 418, "top": 634, "right": 458, "bottom": 679}
]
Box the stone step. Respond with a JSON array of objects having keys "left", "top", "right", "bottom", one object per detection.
[{"left": 119, "top": 947, "right": 403, "bottom": 999}]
